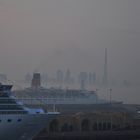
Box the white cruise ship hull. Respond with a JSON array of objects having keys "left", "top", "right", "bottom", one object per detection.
[{"left": 0, "top": 113, "right": 55, "bottom": 140}]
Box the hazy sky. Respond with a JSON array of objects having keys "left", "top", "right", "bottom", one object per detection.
[{"left": 0, "top": 0, "right": 140, "bottom": 83}]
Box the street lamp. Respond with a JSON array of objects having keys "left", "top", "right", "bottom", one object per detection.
[
  {"left": 109, "top": 88, "right": 112, "bottom": 104},
  {"left": 95, "top": 89, "right": 99, "bottom": 104}
]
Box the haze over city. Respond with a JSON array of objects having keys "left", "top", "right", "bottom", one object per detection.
[{"left": 0, "top": 0, "right": 140, "bottom": 103}]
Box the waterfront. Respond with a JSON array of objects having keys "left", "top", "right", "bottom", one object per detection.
[
  {"left": 26, "top": 103, "right": 140, "bottom": 140},
  {"left": 14, "top": 81, "right": 140, "bottom": 140},
  {"left": 34, "top": 131, "right": 140, "bottom": 140}
]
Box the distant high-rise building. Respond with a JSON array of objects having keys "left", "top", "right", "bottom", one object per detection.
[
  {"left": 103, "top": 48, "right": 108, "bottom": 86},
  {"left": 41, "top": 73, "right": 48, "bottom": 83},
  {"left": 31, "top": 73, "right": 41, "bottom": 88},
  {"left": 89, "top": 73, "right": 92, "bottom": 85},
  {"left": 56, "top": 69, "right": 63, "bottom": 83},
  {"left": 0, "top": 74, "right": 7, "bottom": 82},
  {"left": 25, "top": 73, "right": 32, "bottom": 83},
  {"left": 79, "top": 72, "right": 88, "bottom": 90},
  {"left": 89, "top": 72, "right": 96, "bottom": 85},
  {"left": 65, "top": 69, "right": 71, "bottom": 84},
  {"left": 41, "top": 73, "right": 48, "bottom": 87}
]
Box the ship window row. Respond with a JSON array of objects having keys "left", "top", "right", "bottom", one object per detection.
[
  {"left": 0, "top": 102, "right": 16, "bottom": 104},
  {"left": 0, "top": 97, "right": 16, "bottom": 100},
  {"left": 0, "top": 119, "right": 22, "bottom": 123},
  {"left": 0, "top": 105, "right": 23, "bottom": 108},
  {"left": 0, "top": 95, "right": 11, "bottom": 98},
  {"left": 0, "top": 105, "right": 24, "bottom": 110},
  {"left": 0, "top": 99, "right": 17, "bottom": 104},
  {"left": 0, "top": 100, "right": 16, "bottom": 104},
  {"left": 0, "top": 111, "right": 28, "bottom": 114}
]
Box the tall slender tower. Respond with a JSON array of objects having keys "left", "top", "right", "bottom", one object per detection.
[{"left": 103, "top": 48, "right": 108, "bottom": 86}]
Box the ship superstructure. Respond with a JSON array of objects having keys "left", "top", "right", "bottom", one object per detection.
[
  {"left": 0, "top": 83, "right": 59, "bottom": 140},
  {"left": 15, "top": 73, "right": 109, "bottom": 105},
  {"left": 15, "top": 87, "right": 107, "bottom": 104}
]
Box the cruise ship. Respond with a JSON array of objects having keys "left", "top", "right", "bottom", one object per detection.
[
  {"left": 14, "top": 73, "right": 117, "bottom": 105},
  {"left": 15, "top": 86, "right": 108, "bottom": 105},
  {"left": 0, "top": 83, "right": 59, "bottom": 140}
]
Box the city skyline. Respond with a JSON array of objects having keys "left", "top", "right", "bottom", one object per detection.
[
  {"left": 0, "top": 1, "right": 139, "bottom": 84},
  {"left": 0, "top": 0, "right": 140, "bottom": 104}
]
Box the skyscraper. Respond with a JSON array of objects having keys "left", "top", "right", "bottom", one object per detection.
[
  {"left": 79, "top": 72, "right": 88, "bottom": 90},
  {"left": 65, "top": 69, "right": 71, "bottom": 84},
  {"left": 56, "top": 69, "right": 63, "bottom": 83},
  {"left": 89, "top": 72, "right": 96, "bottom": 85},
  {"left": 103, "top": 48, "right": 108, "bottom": 86}
]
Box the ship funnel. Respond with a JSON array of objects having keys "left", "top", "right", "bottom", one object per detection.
[{"left": 31, "top": 73, "right": 41, "bottom": 89}]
